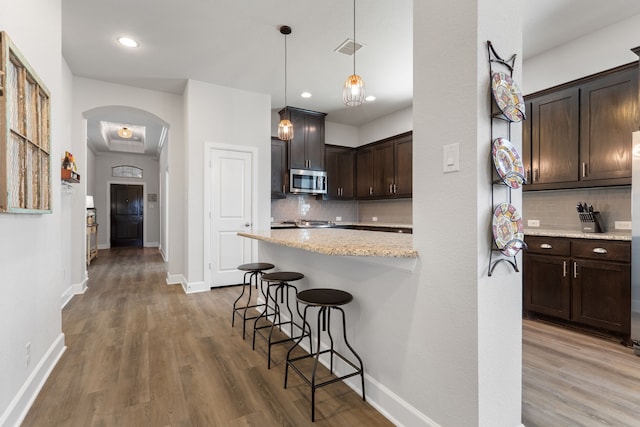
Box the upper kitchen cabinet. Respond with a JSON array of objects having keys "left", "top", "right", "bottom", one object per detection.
[
  {"left": 271, "top": 137, "right": 287, "bottom": 199},
  {"left": 356, "top": 131, "right": 412, "bottom": 199},
  {"left": 579, "top": 66, "right": 637, "bottom": 182},
  {"left": 325, "top": 145, "right": 355, "bottom": 199},
  {"left": 523, "top": 63, "right": 637, "bottom": 191},
  {"left": 280, "top": 106, "right": 327, "bottom": 171}
]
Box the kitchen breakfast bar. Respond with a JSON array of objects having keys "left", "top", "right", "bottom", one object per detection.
[{"left": 238, "top": 228, "right": 420, "bottom": 419}]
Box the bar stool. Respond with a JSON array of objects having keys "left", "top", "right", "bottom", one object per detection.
[
  {"left": 284, "top": 288, "right": 365, "bottom": 422},
  {"left": 231, "top": 262, "right": 274, "bottom": 340},
  {"left": 253, "top": 271, "right": 311, "bottom": 369}
]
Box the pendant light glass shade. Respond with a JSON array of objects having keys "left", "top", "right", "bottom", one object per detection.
[
  {"left": 278, "top": 26, "right": 294, "bottom": 141},
  {"left": 343, "top": 0, "right": 365, "bottom": 107},
  {"left": 278, "top": 119, "right": 294, "bottom": 140},
  {"left": 343, "top": 74, "right": 365, "bottom": 107}
]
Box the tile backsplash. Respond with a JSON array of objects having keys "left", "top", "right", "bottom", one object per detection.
[
  {"left": 271, "top": 196, "right": 412, "bottom": 225},
  {"left": 522, "top": 186, "right": 631, "bottom": 232}
]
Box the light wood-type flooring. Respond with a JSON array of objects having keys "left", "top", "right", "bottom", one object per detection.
[{"left": 21, "top": 247, "right": 640, "bottom": 426}]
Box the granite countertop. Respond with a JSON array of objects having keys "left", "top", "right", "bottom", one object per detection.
[
  {"left": 270, "top": 221, "right": 413, "bottom": 229},
  {"left": 239, "top": 228, "right": 418, "bottom": 258},
  {"left": 525, "top": 228, "right": 631, "bottom": 241}
]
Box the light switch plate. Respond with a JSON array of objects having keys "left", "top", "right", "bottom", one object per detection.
[
  {"left": 527, "top": 219, "right": 540, "bottom": 227},
  {"left": 615, "top": 221, "right": 632, "bottom": 230},
  {"left": 443, "top": 143, "right": 460, "bottom": 173}
]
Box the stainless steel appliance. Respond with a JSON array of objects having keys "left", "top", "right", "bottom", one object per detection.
[
  {"left": 631, "top": 131, "right": 640, "bottom": 355},
  {"left": 290, "top": 169, "right": 327, "bottom": 195}
]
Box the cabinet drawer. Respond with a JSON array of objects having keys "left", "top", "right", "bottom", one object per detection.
[
  {"left": 525, "top": 236, "right": 570, "bottom": 256},
  {"left": 571, "top": 240, "right": 630, "bottom": 262}
]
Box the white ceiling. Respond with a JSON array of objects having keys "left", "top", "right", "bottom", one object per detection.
[{"left": 62, "top": 0, "right": 640, "bottom": 156}]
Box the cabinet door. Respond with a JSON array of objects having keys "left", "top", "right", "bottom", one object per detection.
[
  {"left": 338, "top": 148, "right": 355, "bottom": 198},
  {"left": 395, "top": 137, "right": 412, "bottom": 197},
  {"left": 271, "top": 138, "right": 287, "bottom": 198},
  {"left": 531, "top": 87, "right": 580, "bottom": 185},
  {"left": 521, "top": 100, "right": 532, "bottom": 185},
  {"left": 580, "top": 67, "right": 638, "bottom": 182},
  {"left": 325, "top": 146, "right": 341, "bottom": 198},
  {"left": 305, "top": 113, "right": 325, "bottom": 170},
  {"left": 572, "top": 259, "right": 631, "bottom": 334},
  {"left": 356, "top": 149, "right": 374, "bottom": 198},
  {"left": 524, "top": 254, "right": 572, "bottom": 320},
  {"left": 287, "top": 109, "right": 308, "bottom": 170},
  {"left": 372, "top": 141, "right": 395, "bottom": 196}
]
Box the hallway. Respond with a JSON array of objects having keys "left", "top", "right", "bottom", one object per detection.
[{"left": 22, "top": 248, "right": 389, "bottom": 426}]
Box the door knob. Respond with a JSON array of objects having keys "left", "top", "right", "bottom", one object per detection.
[{"left": 244, "top": 222, "right": 251, "bottom": 227}]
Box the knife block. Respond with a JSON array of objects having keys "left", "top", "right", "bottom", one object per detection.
[{"left": 578, "top": 211, "right": 605, "bottom": 233}]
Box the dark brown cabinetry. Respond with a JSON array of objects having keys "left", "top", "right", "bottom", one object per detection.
[
  {"left": 524, "top": 236, "right": 631, "bottom": 337},
  {"left": 271, "top": 137, "right": 287, "bottom": 199},
  {"left": 356, "top": 131, "right": 412, "bottom": 199},
  {"left": 523, "top": 64, "right": 637, "bottom": 190},
  {"left": 325, "top": 145, "right": 355, "bottom": 199},
  {"left": 280, "top": 106, "right": 327, "bottom": 171}
]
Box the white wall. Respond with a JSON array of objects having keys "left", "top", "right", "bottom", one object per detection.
[
  {"left": 522, "top": 14, "right": 640, "bottom": 95},
  {"left": 71, "top": 77, "right": 185, "bottom": 280},
  {"left": 413, "top": 0, "right": 523, "bottom": 426},
  {"left": 359, "top": 106, "right": 412, "bottom": 145},
  {"left": 183, "top": 80, "right": 271, "bottom": 290},
  {"left": 93, "top": 152, "right": 160, "bottom": 248},
  {"left": 0, "top": 1, "right": 68, "bottom": 425}
]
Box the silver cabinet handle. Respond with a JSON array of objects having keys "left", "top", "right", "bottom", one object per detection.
[
  {"left": 393, "top": 183, "right": 397, "bottom": 194},
  {"left": 582, "top": 162, "right": 587, "bottom": 178},
  {"left": 369, "top": 187, "right": 373, "bottom": 196},
  {"left": 533, "top": 168, "right": 539, "bottom": 182},
  {"left": 540, "top": 243, "right": 552, "bottom": 249},
  {"left": 389, "top": 184, "right": 393, "bottom": 194},
  {"left": 563, "top": 261, "right": 567, "bottom": 277},
  {"left": 282, "top": 184, "right": 285, "bottom": 193},
  {"left": 573, "top": 261, "right": 578, "bottom": 279},
  {"left": 592, "top": 247, "right": 608, "bottom": 254},
  {"left": 244, "top": 222, "right": 251, "bottom": 227}
]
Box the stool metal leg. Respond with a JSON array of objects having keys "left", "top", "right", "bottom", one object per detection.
[{"left": 337, "top": 306, "right": 366, "bottom": 401}]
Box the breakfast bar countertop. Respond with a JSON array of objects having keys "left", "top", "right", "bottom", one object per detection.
[{"left": 238, "top": 228, "right": 418, "bottom": 258}]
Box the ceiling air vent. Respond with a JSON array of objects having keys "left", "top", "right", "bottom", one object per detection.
[{"left": 334, "top": 38, "right": 364, "bottom": 56}]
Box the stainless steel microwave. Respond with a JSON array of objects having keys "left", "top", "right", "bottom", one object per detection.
[{"left": 290, "top": 169, "right": 327, "bottom": 194}]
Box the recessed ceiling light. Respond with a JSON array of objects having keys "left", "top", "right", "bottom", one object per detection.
[
  {"left": 301, "top": 92, "right": 312, "bottom": 98},
  {"left": 117, "top": 37, "right": 139, "bottom": 48},
  {"left": 365, "top": 95, "right": 376, "bottom": 102}
]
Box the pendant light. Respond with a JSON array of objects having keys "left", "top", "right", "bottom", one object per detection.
[
  {"left": 278, "top": 25, "right": 294, "bottom": 141},
  {"left": 343, "top": 0, "right": 365, "bottom": 107}
]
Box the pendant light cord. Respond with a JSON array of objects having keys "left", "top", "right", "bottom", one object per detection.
[
  {"left": 284, "top": 32, "right": 288, "bottom": 107},
  {"left": 353, "top": 0, "right": 356, "bottom": 75}
]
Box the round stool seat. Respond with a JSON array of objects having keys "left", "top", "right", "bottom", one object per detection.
[
  {"left": 262, "top": 271, "right": 304, "bottom": 282},
  {"left": 238, "top": 262, "right": 275, "bottom": 272},
  {"left": 297, "top": 288, "right": 353, "bottom": 306}
]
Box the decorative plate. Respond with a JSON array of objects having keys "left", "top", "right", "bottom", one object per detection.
[
  {"left": 492, "top": 203, "right": 525, "bottom": 256},
  {"left": 491, "top": 71, "right": 525, "bottom": 122},
  {"left": 492, "top": 137, "right": 525, "bottom": 188}
]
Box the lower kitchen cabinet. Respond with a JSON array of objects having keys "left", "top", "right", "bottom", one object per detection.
[{"left": 524, "top": 236, "right": 631, "bottom": 337}]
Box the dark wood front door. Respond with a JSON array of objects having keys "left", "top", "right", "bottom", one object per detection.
[{"left": 110, "top": 184, "right": 143, "bottom": 247}]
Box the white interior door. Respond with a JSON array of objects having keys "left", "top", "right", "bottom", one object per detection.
[{"left": 210, "top": 148, "right": 253, "bottom": 287}]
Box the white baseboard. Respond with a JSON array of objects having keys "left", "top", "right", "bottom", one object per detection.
[
  {"left": 144, "top": 241, "right": 159, "bottom": 248},
  {"left": 183, "top": 280, "right": 208, "bottom": 294},
  {"left": 97, "top": 243, "right": 109, "bottom": 250},
  {"left": 159, "top": 248, "right": 168, "bottom": 262},
  {"left": 166, "top": 272, "right": 183, "bottom": 285},
  {"left": 60, "top": 277, "right": 88, "bottom": 309},
  {"left": 0, "top": 333, "right": 66, "bottom": 427}
]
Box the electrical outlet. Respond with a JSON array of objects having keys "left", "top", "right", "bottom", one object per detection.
[
  {"left": 25, "top": 342, "right": 31, "bottom": 367},
  {"left": 527, "top": 219, "right": 540, "bottom": 227},
  {"left": 335, "top": 216, "right": 342, "bottom": 221},
  {"left": 615, "top": 221, "right": 632, "bottom": 230},
  {"left": 372, "top": 217, "right": 378, "bottom": 222}
]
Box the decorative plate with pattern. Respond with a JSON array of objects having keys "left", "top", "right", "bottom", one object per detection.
[
  {"left": 491, "top": 71, "right": 525, "bottom": 122},
  {"left": 492, "top": 203, "right": 525, "bottom": 256},
  {"left": 492, "top": 137, "right": 525, "bottom": 188}
]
